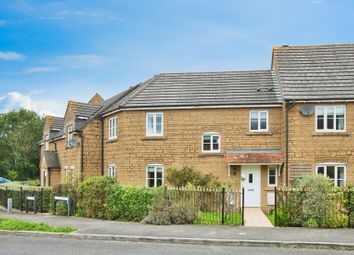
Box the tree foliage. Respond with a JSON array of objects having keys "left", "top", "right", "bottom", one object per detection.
[{"left": 0, "top": 108, "right": 44, "bottom": 180}]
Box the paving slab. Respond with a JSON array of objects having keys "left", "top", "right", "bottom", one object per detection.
[{"left": 244, "top": 208, "right": 273, "bottom": 227}]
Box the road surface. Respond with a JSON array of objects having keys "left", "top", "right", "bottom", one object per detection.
[{"left": 0, "top": 235, "right": 352, "bottom": 255}]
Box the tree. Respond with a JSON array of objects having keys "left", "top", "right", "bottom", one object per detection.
[{"left": 0, "top": 109, "right": 44, "bottom": 180}]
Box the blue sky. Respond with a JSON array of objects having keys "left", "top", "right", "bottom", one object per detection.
[{"left": 0, "top": 0, "right": 353, "bottom": 116}]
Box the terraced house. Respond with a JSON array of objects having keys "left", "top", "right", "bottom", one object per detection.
[{"left": 39, "top": 44, "right": 354, "bottom": 211}]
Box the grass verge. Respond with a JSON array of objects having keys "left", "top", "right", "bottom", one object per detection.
[
  {"left": 267, "top": 212, "right": 275, "bottom": 226},
  {"left": 0, "top": 217, "right": 76, "bottom": 233}
]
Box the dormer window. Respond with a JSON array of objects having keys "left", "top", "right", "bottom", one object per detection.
[
  {"left": 44, "top": 134, "right": 49, "bottom": 150},
  {"left": 67, "top": 125, "right": 74, "bottom": 146}
]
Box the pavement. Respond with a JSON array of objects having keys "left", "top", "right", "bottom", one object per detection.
[{"left": 1, "top": 210, "right": 354, "bottom": 250}]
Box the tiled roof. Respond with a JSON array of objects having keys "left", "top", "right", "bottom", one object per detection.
[
  {"left": 70, "top": 102, "right": 101, "bottom": 118},
  {"left": 273, "top": 44, "right": 354, "bottom": 100},
  {"left": 120, "top": 70, "right": 282, "bottom": 109},
  {"left": 50, "top": 117, "right": 64, "bottom": 130},
  {"left": 226, "top": 149, "right": 283, "bottom": 164},
  {"left": 44, "top": 150, "right": 61, "bottom": 169}
]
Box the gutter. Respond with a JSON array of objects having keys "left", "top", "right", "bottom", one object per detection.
[
  {"left": 102, "top": 104, "right": 283, "bottom": 118},
  {"left": 285, "top": 99, "right": 296, "bottom": 187}
]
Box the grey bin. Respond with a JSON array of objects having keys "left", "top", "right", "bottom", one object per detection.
[{"left": 7, "top": 198, "right": 12, "bottom": 213}]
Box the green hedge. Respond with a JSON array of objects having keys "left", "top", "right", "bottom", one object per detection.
[
  {"left": 106, "top": 185, "right": 157, "bottom": 221},
  {"left": 77, "top": 176, "right": 116, "bottom": 218}
]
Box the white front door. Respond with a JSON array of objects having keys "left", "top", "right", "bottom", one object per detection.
[{"left": 241, "top": 165, "right": 261, "bottom": 207}]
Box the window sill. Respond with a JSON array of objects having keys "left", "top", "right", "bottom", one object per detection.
[
  {"left": 107, "top": 138, "right": 118, "bottom": 143},
  {"left": 312, "top": 132, "right": 350, "bottom": 137},
  {"left": 142, "top": 136, "right": 166, "bottom": 140},
  {"left": 246, "top": 131, "right": 273, "bottom": 136},
  {"left": 264, "top": 186, "right": 277, "bottom": 191},
  {"left": 199, "top": 152, "right": 224, "bottom": 157}
]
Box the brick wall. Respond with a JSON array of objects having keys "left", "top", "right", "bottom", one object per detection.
[
  {"left": 286, "top": 103, "right": 354, "bottom": 185},
  {"left": 103, "top": 107, "right": 283, "bottom": 186}
]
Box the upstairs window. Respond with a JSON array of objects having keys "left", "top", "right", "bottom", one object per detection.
[
  {"left": 250, "top": 110, "right": 268, "bottom": 131},
  {"left": 108, "top": 164, "right": 117, "bottom": 178},
  {"left": 108, "top": 117, "right": 117, "bottom": 140},
  {"left": 316, "top": 106, "right": 345, "bottom": 132},
  {"left": 202, "top": 133, "right": 220, "bottom": 153},
  {"left": 146, "top": 112, "right": 163, "bottom": 136},
  {"left": 67, "top": 125, "right": 74, "bottom": 146},
  {"left": 44, "top": 134, "right": 49, "bottom": 150},
  {"left": 147, "top": 165, "right": 163, "bottom": 188},
  {"left": 316, "top": 164, "right": 346, "bottom": 187}
]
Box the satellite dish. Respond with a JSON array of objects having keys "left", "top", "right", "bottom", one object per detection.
[
  {"left": 68, "top": 139, "right": 78, "bottom": 148},
  {"left": 300, "top": 105, "right": 314, "bottom": 116}
]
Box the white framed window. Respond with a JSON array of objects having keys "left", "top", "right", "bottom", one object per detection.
[
  {"left": 65, "top": 168, "right": 73, "bottom": 183},
  {"left": 146, "top": 164, "right": 163, "bottom": 188},
  {"left": 268, "top": 166, "right": 277, "bottom": 186},
  {"left": 44, "top": 134, "right": 49, "bottom": 150},
  {"left": 316, "top": 106, "right": 345, "bottom": 132},
  {"left": 202, "top": 132, "right": 221, "bottom": 153},
  {"left": 108, "top": 164, "right": 117, "bottom": 178},
  {"left": 146, "top": 112, "right": 163, "bottom": 136},
  {"left": 316, "top": 164, "right": 346, "bottom": 187},
  {"left": 67, "top": 125, "right": 74, "bottom": 146},
  {"left": 250, "top": 110, "right": 268, "bottom": 132},
  {"left": 108, "top": 117, "right": 117, "bottom": 140}
]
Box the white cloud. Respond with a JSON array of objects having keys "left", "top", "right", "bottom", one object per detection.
[
  {"left": 0, "top": 51, "right": 25, "bottom": 60},
  {"left": 19, "top": 66, "right": 59, "bottom": 74},
  {"left": 52, "top": 54, "right": 107, "bottom": 68},
  {"left": 0, "top": 91, "right": 61, "bottom": 116}
]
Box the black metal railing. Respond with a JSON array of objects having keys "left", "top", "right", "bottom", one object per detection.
[
  {"left": 274, "top": 187, "right": 353, "bottom": 228},
  {"left": 0, "top": 185, "right": 52, "bottom": 213},
  {"left": 165, "top": 186, "right": 244, "bottom": 226}
]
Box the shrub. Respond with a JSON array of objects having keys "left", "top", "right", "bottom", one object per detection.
[
  {"left": 77, "top": 176, "right": 116, "bottom": 218},
  {"left": 166, "top": 166, "right": 222, "bottom": 188},
  {"left": 142, "top": 192, "right": 172, "bottom": 225},
  {"left": 170, "top": 201, "right": 199, "bottom": 224},
  {"left": 106, "top": 185, "right": 157, "bottom": 222},
  {"left": 278, "top": 174, "right": 347, "bottom": 228},
  {"left": 142, "top": 192, "right": 199, "bottom": 225}
]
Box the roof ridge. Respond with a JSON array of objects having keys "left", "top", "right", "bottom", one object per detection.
[
  {"left": 158, "top": 70, "right": 273, "bottom": 75},
  {"left": 119, "top": 75, "right": 161, "bottom": 108},
  {"left": 273, "top": 43, "right": 354, "bottom": 50}
]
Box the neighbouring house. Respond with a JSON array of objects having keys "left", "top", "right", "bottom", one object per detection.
[{"left": 39, "top": 43, "right": 354, "bottom": 212}]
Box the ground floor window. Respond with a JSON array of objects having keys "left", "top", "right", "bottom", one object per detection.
[
  {"left": 42, "top": 170, "right": 48, "bottom": 187},
  {"left": 147, "top": 164, "right": 163, "bottom": 188},
  {"left": 316, "top": 164, "right": 346, "bottom": 187},
  {"left": 268, "top": 166, "right": 277, "bottom": 186},
  {"left": 108, "top": 164, "right": 117, "bottom": 178}
]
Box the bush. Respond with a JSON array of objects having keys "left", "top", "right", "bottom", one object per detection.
[
  {"left": 277, "top": 174, "right": 347, "bottom": 228},
  {"left": 142, "top": 192, "right": 199, "bottom": 225},
  {"left": 170, "top": 201, "right": 199, "bottom": 224},
  {"left": 106, "top": 185, "right": 157, "bottom": 222},
  {"left": 166, "top": 166, "right": 222, "bottom": 188},
  {"left": 77, "top": 176, "right": 116, "bottom": 218}
]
